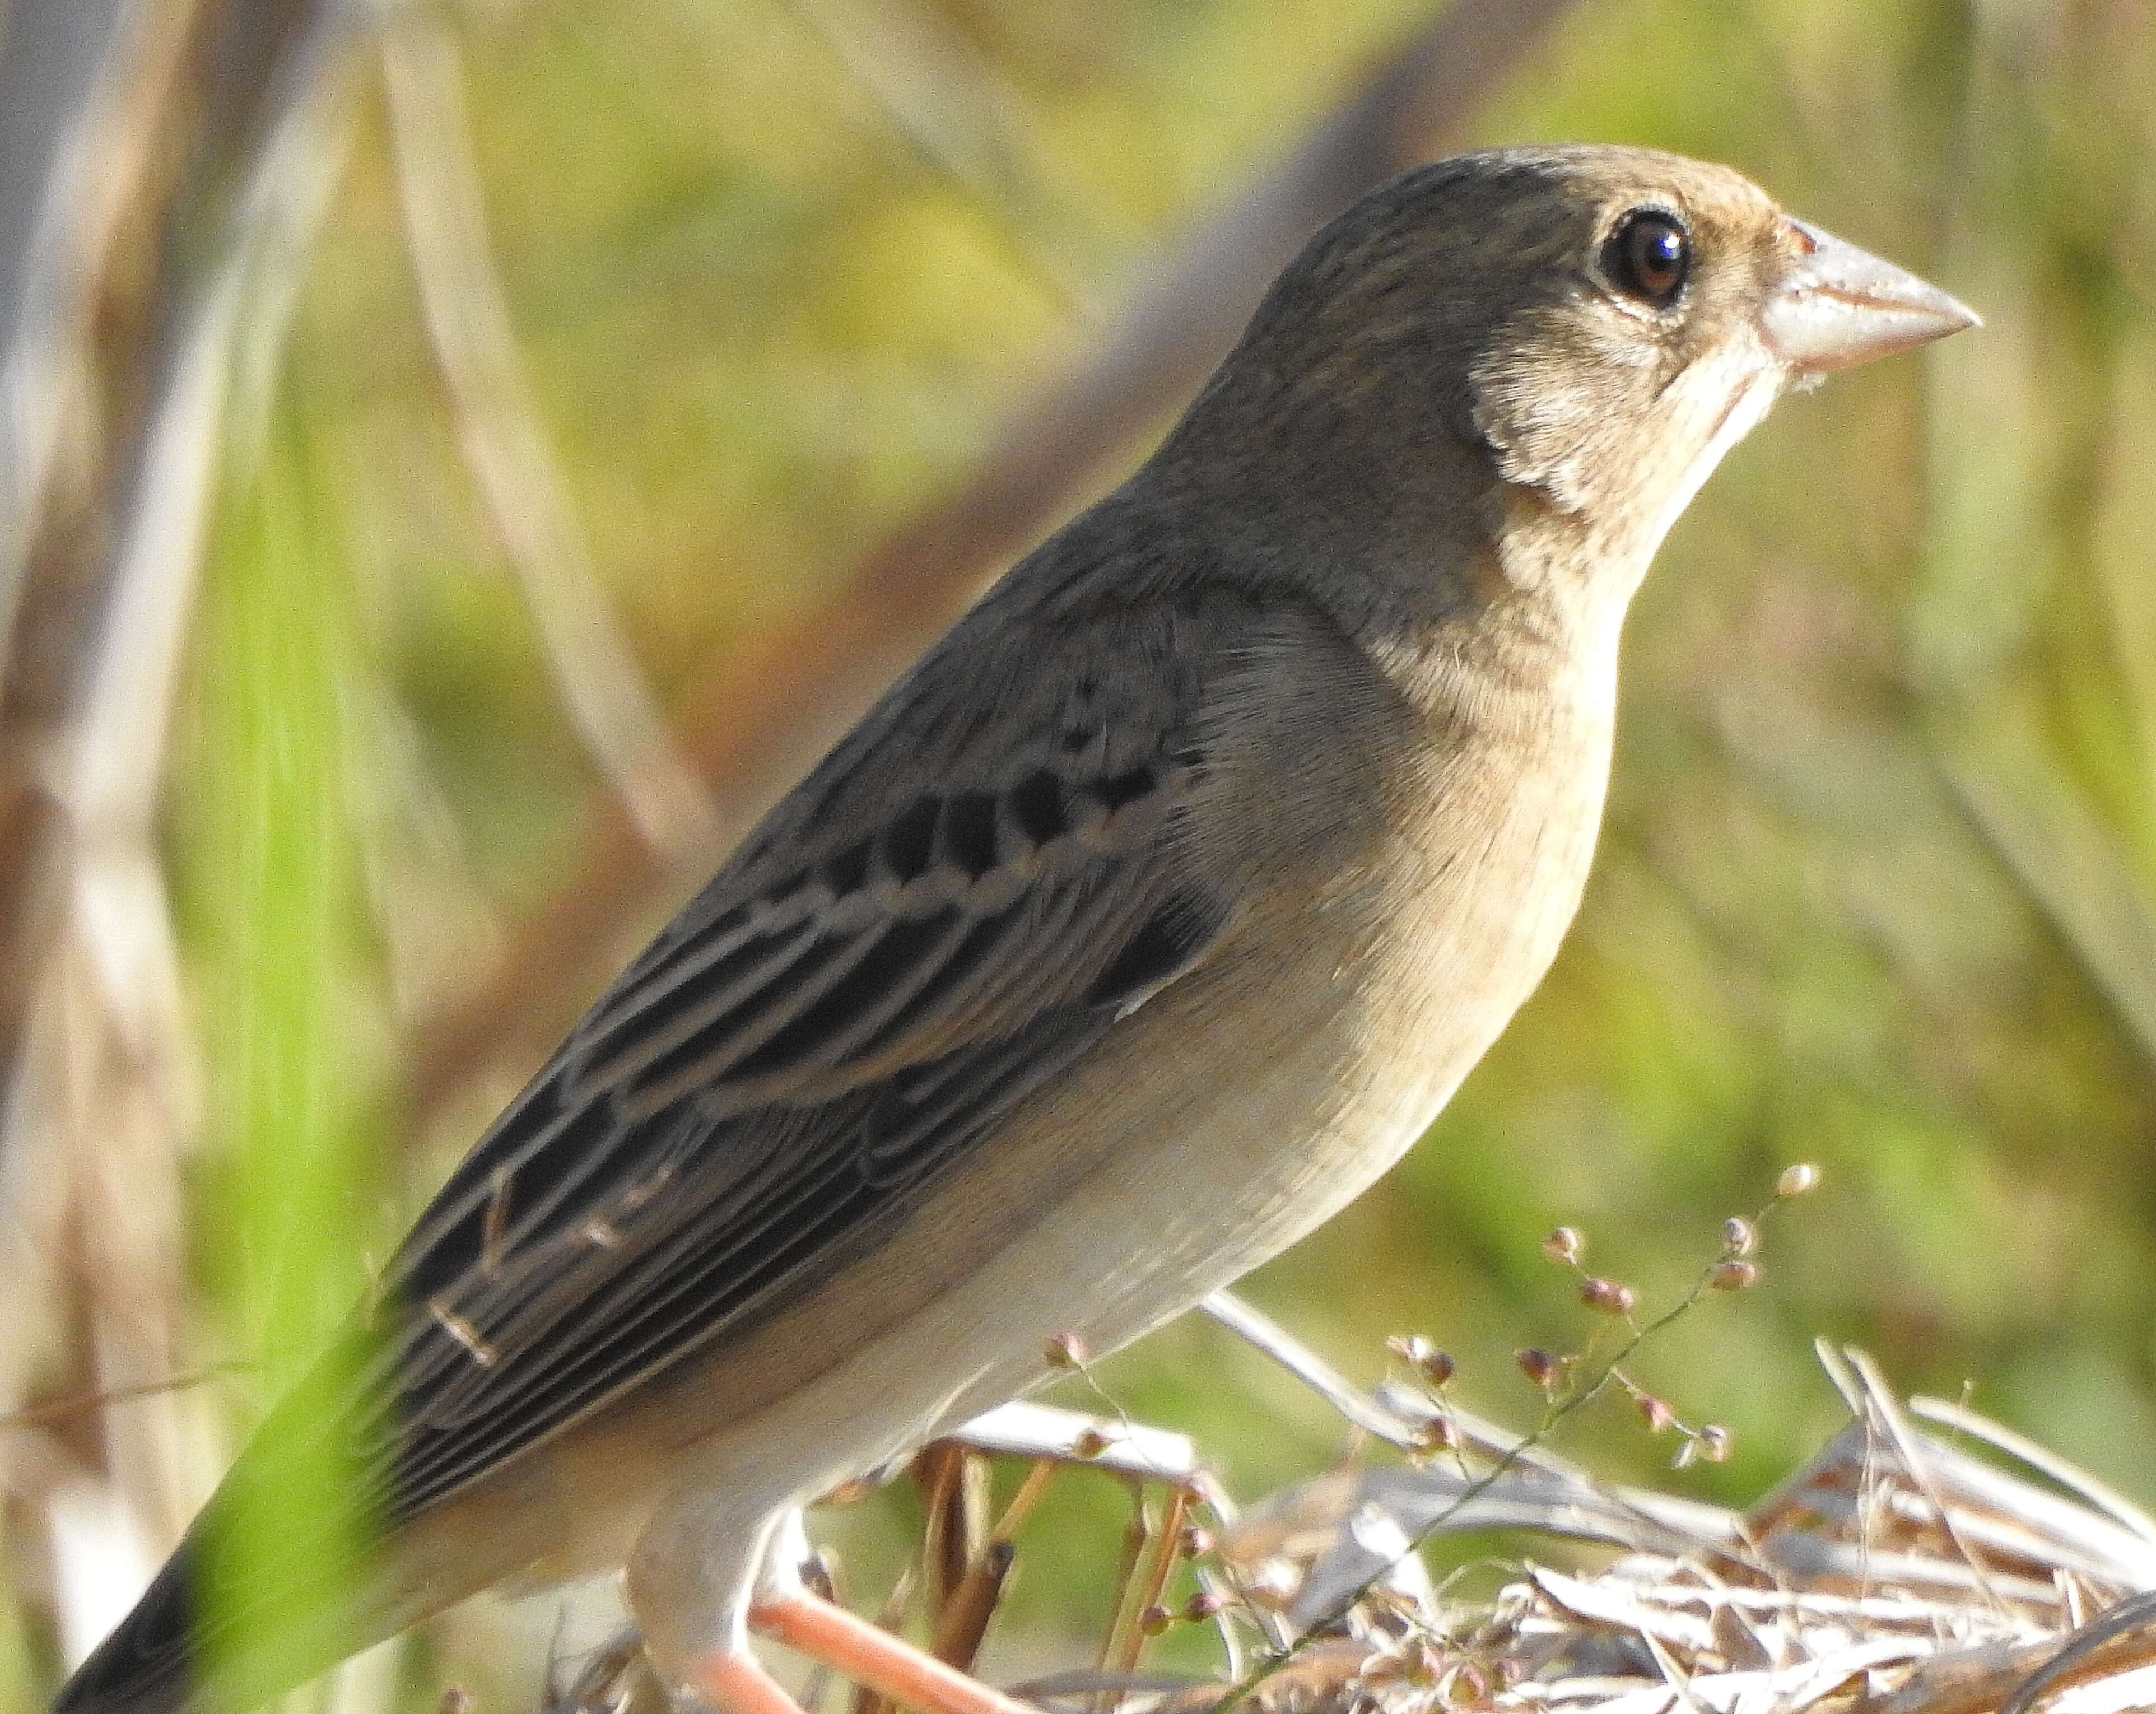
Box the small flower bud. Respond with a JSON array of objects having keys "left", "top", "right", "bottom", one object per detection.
[
  {"left": 1138, "top": 1605, "right": 1172, "bottom": 1636},
  {"left": 1541, "top": 1226, "right": 1584, "bottom": 1265},
  {"left": 1414, "top": 1412, "right": 1463, "bottom": 1454},
  {"left": 1698, "top": 1424, "right": 1733, "bottom": 1463},
  {"left": 1579, "top": 1276, "right": 1636, "bottom": 1315},
  {"left": 1179, "top": 1524, "right": 1214, "bottom": 1559},
  {"left": 1721, "top": 1216, "right": 1757, "bottom": 1256},
  {"left": 1515, "top": 1347, "right": 1558, "bottom": 1390},
  {"left": 1709, "top": 1259, "right": 1761, "bottom": 1291},
  {"left": 1072, "top": 1427, "right": 1111, "bottom": 1459},
  {"left": 1390, "top": 1333, "right": 1456, "bottom": 1386},
  {"left": 1637, "top": 1392, "right": 1675, "bottom": 1433},
  {"left": 1777, "top": 1162, "right": 1821, "bottom": 1199},
  {"left": 1044, "top": 1331, "right": 1089, "bottom": 1368},
  {"left": 1184, "top": 1589, "right": 1229, "bottom": 1622}
]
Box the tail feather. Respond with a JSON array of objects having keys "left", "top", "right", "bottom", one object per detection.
[
  {"left": 50, "top": 1521, "right": 409, "bottom": 1714},
  {"left": 52, "top": 1547, "right": 198, "bottom": 1714},
  {"left": 52, "top": 1342, "right": 408, "bottom": 1714}
]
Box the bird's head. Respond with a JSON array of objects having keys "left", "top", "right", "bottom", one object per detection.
[
  {"left": 1449, "top": 146, "right": 1976, "bottom": 571},
  {"left": 1168, "top": 145, "right": 1976, "bottom": 610}
]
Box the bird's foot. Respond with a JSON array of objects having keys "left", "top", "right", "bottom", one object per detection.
[{"left": 684, "top": 1588, "right": 1035, "bottom": 1714}]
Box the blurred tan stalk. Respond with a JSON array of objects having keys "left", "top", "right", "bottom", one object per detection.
[{"left": 381, "top": 12, "right": 723, "bottom": 864}]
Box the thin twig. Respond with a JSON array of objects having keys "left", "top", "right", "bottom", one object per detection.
[
  {"left": 1203, "top": 1193, "right": 1786, "bottom": 1714},
  {"left": 1094, "top": 1494, "right": 1159, "bottom": 1714},
  {"left": 0, "top": 1363, "right": 251, "bottom": 1432},
  {"left": 989, "top": 1458, "right": 1059, "bottom": 1545},
  {"left": 380, "top": 13, "right": 721, "bottom": 863},
  {"left": 1115, "top": 1485, "right": 1191, "bottom": 1685},
  {"left": 1199, "top": 1290, "right": 1428, "bottom": 1447}
]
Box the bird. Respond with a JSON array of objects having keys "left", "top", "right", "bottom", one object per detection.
[{"left": 55, "top": 144, "right": 1975, "bottom": 1714}]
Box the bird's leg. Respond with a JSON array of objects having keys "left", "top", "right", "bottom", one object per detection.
[
  {"left": 746, "top": 1588, "right": 1037, "bottom": 1714},
  {"left": 681, "top": 1509, "right": 1037, "bottom": 1714},
  {"left": 690, "top": 1649, "right": 811, "bottom": 1714}
]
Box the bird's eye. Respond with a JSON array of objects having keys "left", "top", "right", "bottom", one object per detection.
[{"left": 1606, "top": 209, "right": 1690, "bottom": 308}]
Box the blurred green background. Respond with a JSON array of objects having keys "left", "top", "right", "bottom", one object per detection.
[{"left": 6, "top": 0, "right": 2156, "bottom": 1707}]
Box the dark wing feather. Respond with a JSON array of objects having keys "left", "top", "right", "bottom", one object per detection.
[
  {"left": 347, "top": 607, "right": 1232, "bottom": 1524},
  {"left": 387, "top": 1008, "right": 1120, "bottom": 1517}
]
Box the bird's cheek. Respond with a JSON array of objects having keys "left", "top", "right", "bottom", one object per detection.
[
  {"left": 1475, "top": 372, "right": 1682, "bottom": 525},
  {"left": 1468, "top": 364, "right": 1612, "bottom": 513}
]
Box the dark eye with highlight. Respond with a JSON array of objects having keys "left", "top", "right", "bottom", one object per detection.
[{"left": 1606, "top": 209, "right": 1690, "bottom": 308}]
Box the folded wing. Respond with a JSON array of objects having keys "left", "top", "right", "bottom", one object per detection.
[{"left": 368, "top": 594, "right": 1232, "bottom": 1521}]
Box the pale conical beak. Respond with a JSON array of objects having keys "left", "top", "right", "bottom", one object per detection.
[{"left": 1759, "top": 218, "right": 1980, "bottom": 374}]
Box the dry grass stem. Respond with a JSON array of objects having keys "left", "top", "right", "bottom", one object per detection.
[{"left": 511, "top": 1333, "right": 2156, "bottom": 1714}]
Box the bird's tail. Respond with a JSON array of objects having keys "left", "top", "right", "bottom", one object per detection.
[
  {"left": 49, "top": 1505, "right": 417, "bottom": 1714},
  {"left": 51, "top": 1546, "right": 199, "bottom": 1714},
  {"left": 50, "top": 1338, "right": 417, "bottom": 1714}
]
